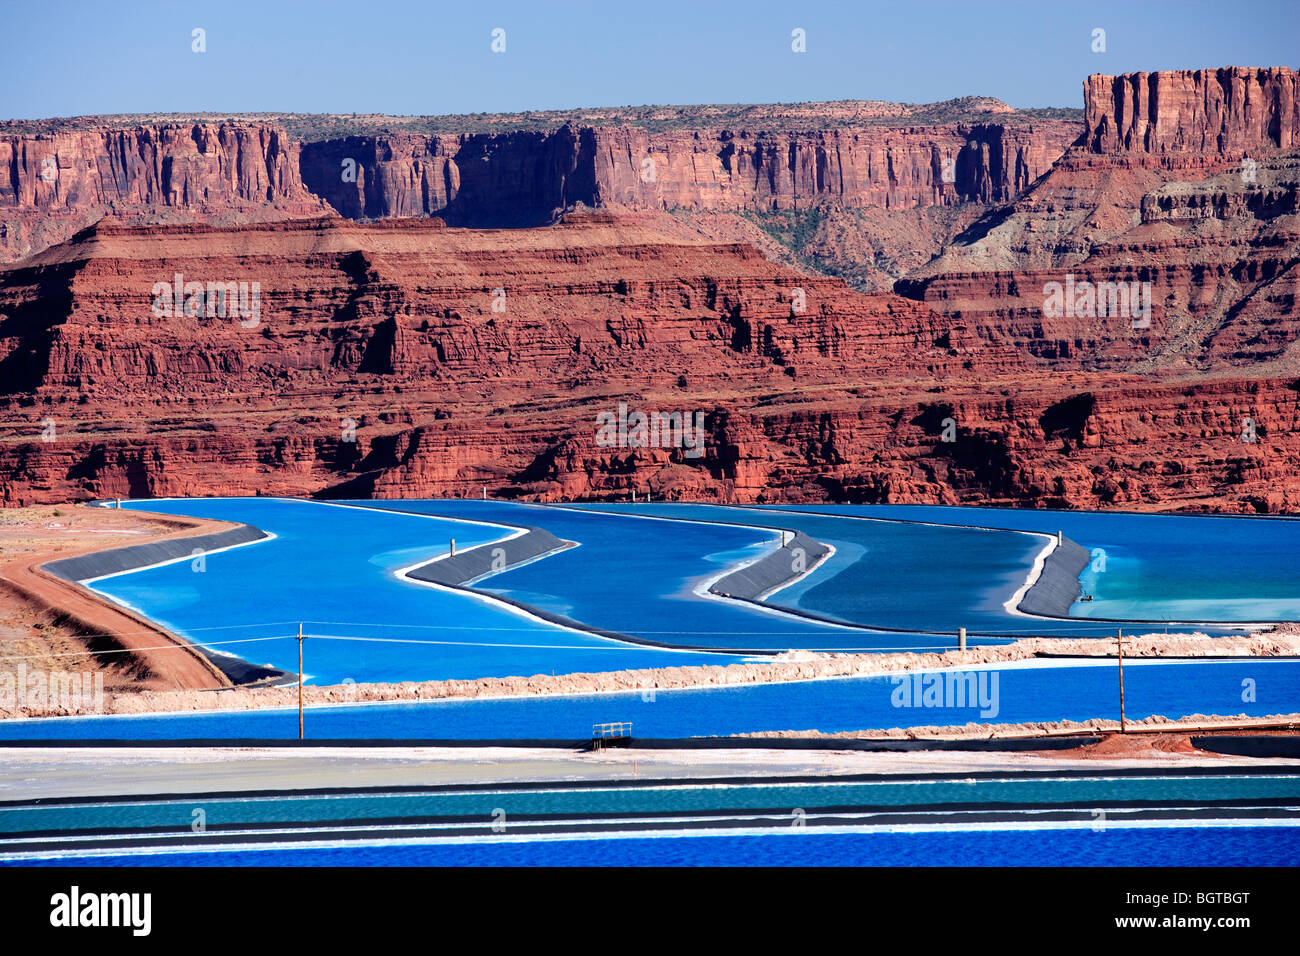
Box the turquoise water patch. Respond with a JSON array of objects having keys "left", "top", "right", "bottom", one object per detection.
[{"left": 3, "top": 773, "right": 1296, "bottom": 835}]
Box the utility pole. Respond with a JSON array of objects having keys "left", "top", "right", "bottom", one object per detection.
[
  {"left": 1117, "top": 628, "right": 1126, "bottom": 734},
  {"left": 297, "top": 622, "right": 306, "bottom": 740}
]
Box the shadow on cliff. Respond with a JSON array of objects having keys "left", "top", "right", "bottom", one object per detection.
[{"left": 298, "top": 126, "right": 601, "bottom": 229}]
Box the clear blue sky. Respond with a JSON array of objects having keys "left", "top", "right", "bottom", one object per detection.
[{"left": 2, "top": 0, "right": 1296, "bottom": 120}]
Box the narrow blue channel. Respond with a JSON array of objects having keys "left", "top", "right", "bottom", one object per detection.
[
  {"left": 1, "top": 659, "right": 1293, "bottom": 740},
  {"left": 13, "top": 827, "right": 1300, "bottom": 867}
]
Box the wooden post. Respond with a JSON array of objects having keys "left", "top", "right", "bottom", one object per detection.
[
  {"left": 959, "top": 627, "right": 967, "bottom": 651},
  {"left": 482, "top": 485, "right": 487, "bottom": 500},
  {"left": 1117, "top": 628, "right": 1126, "bottom": 734},
  {"left": 450, "top": 538, "right": 456, "bottom": 557},
  {"left": 297, "top": 622, "right": 305, "bottom": 740}
]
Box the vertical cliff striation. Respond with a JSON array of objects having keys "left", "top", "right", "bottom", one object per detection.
[
  {"left": 0, "top": 123, "right": 327, "bottom": 261},
  {"left": 298, "top": 127, "right": 601, "bottom": 225},
  {"left": 1084, "top": 66, "right": 1298, "bottom": 157},
  {"left": 299, "top": 121, "right": 1078, "bottom": 224}
]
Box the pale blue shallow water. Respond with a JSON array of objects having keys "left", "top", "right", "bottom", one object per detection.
[
  {"left": 12, "top": 827, "right": 1299, "bottom": 867},
  {"left": 1, "top": 659, "right": 1293, "bottom": 739}
]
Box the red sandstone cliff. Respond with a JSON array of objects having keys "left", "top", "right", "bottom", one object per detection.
[
  {"left": 0, "top": 105, "right": 1078, "bottom": 262},
  {"left": 296, "top": 121, "right": 1078, "bottom": 224},
  {"left": 0, "top": 123, "right": 327, "bottom": 261},
  {"left": 898, "top": 67, "right": 1300, "bottom": 374},
  {"left": 1084, "top": 66, "right": 1298, "bottom": 156},
  {"left": 0, "top": 210, "right": 1297, "bottom": 513},
  {"left": 0, "top": 70, "right": 1296, "bottom": 513},
  {"left": 0, "top": 214, "right": 1005, "bottom": 504}
]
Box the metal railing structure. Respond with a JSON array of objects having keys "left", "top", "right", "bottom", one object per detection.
[{"left": 591, "top": 721, "right": 633, "bottom": 750}]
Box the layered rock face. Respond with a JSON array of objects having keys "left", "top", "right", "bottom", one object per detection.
[
  {"left": 899, "top": 68, "right": 1300, "bottom": 372},
  {"left": 299, "top": 121, "right": 1078, "bottom": 223},
  {"left": 1, "top": 69, "right": 1296, "bottom": 514},
  {"left": 0, "top": 214, "right": 1013, "bottom": 504},
  {"left": 1084, "top": 67, "right": 1298, "bottom": 156},
  {"left": 294, "top": 115, "right": 1077, "bottom": 295},
  {"left": 883, "top": 68, "right": 1300, "bottom": 512},
  {"left": 593, "top": 123, "right": 1075, "bottom": 210},
  {"left": 298, "top": 127, "right": 599, "bottom": 225},
  {"left": 0, "top": 123, "right": 327, "bottom": 261},
  {"left": 1, "top": 210, "right": 1297, "bottom": 513},
  {"left": 2, "top": 108, "right": 1076, "bottom": 275}
]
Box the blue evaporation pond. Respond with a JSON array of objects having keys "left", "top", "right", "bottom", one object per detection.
[
  {"left": 17, "top": 826, "right": 1298, "bottom": 867},
  {"left": 343, "top": 500, "right": 971, "bottom": 652},
  {"left": 2, "top": 659, "right": 1294, "bottom": 740},
  {"left": 90, "top": 498, "right": 739, "bottom": 683},
  {"left": 580, "top": 502, "right": 1052, "bottom": 635},
  {"left": 760, "top": 504, "right": 1300, "bottom": 624}
]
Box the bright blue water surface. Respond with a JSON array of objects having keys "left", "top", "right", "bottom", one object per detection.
[
  {"left": 1, "top": 659, "right": 1292, "bottom": 739},
  {"left": 89, "top": 498, "right": 745, "bottom": 683},
  {"left": 13, "top": 827, "right": 1299, "bottom": 866},
  {"left": 346, "top": 499, "right": 973, "bottom": 651},
  {"left": 84, "top": 500, "right": 1298, "bottom": 689},
  {"left": 20, "top": 498, "right": 1295, "bottom": 741},
  {"left": 579, "top": 502, "right": 1093, "bottom": 637}
]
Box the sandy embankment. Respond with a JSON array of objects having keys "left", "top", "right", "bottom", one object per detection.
[
  {"left": 41, "top": 627, "right": 1300, "bottom": 720},
  {"left": 731, "top": 712, "right": 1300, "bottom": 741},
  {"left": 0, "top": 504, "right": 234, "bottom": 694},
  {"left": 13, "top": 742, "right": 1294, "bottom": 804}
]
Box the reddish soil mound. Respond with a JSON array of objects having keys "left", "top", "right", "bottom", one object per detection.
[{"left": 1038, "top": 732, "right": 1219, "bottom": 760}]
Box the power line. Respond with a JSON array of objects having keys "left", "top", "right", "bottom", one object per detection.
[
  {"left": 0, "top": 629, "right": 992, "bottom": 661},
  {"left": 0, "top": 636, "right": 288, "bottom": 661}
]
